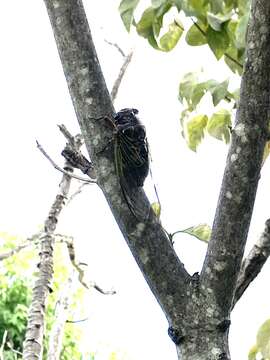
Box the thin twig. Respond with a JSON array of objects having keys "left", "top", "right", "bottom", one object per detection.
[
  {"left": 0, "top": 233, "right": 41, "bottom": 261},
  {"left": 233, "top": 219, "right": 270, "bottom": 307},
  {"left": 90, "top": 281, "right": 116, "bottom": 295},
  {"left": 111, "top": 51, "right": 133, "bottom": 103},
  {"left": 104, "top": 39, "right": 125, "bottom": 57},
  {"left": 0, "top": 330, "right": 7, "bottom": 360},
  {"left": 36, "top": 141, "right": 96, "bottom": 183},
  {"left": 6, "top": 344, "right": 23, "bottom": 356},
  {"left": 66, "top": 182, "right": 90, "bottom": 205},
  {"left": 58, "top": 124, "right": 77, "bottom": 146},
  {"left": 64, "top": 235, "right": 116, "bottom": 295},
  {"left": 66, "top": 317, "right": 89, "bottom": 324}
]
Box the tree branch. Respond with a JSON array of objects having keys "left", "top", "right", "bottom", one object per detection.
[
  {"left": 23, "top": 131, "right": 83, "bottom": 359},
  {"left": 0, "top": 233, "right": 39, "bottom": 261},
  {"left": 201, "top": 0, "right": 270, "bottom": 319},
  {"left": 64, "top": 234, "right": 116, "bottom": 295},
  {"left": 36, "top": 140, "right": 96, "bottom": 183},
  {"left": 233, "top": 219, "right": 270, "bottom": 307},
  {"left": 43, "top": 0, "right": 190, "bottom": 324},
  {"left": 110, "top": 50, "right": 133, "bottom": 103},
  {"left": 104, "top": 39, "right": 126, "bottom": 57}
]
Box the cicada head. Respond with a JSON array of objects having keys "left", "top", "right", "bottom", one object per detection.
[{"left": 113, "top": 108, "right": 140, "bottom": 127}]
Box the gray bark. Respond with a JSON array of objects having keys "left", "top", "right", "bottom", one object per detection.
[
  {"left": 23, "top": 135, "right": 83, "bottom": 359},
  {"left": 22, "top": 175, "right": 72, "bottom": 360},
  {"left": 47, "top": 276, "right": 73, "bottom": 360},
  {"left": 43, "top": 0, "right": 190, "bottom": 326},
  {"left": 42, "top": 0, "right": 270, "bottom": 359}
]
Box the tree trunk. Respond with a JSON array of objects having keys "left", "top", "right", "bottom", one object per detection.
[
  {"left": 42, "top": 1, "right": 270, "bottom": 359},
  {"left": 177, "top": 332, "right": 229, "bottom": 360}
]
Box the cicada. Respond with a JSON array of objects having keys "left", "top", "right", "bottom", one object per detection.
[{"left": 110, "top": 108, "right": 150, "bottom": 220}]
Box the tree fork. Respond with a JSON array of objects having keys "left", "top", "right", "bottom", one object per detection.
[{"left": 43, "top": 0, "right": 270, "bottom": 359}]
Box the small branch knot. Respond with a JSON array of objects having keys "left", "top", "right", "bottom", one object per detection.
[
  {"left": 216, "top": 319, "right": 231, "bottom": 332},
  {"left": 168, "top": 326, "right": 185, "bottom": 345}
]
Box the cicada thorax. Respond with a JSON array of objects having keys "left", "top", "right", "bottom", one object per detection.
[{"left": 112, "top": 108, "right": 150, "bottom": 220}]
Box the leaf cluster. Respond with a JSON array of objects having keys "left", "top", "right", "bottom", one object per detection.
[
  {"left": 119, "top": 0, "right": 250, "bottom": 66},
  {"left": 249, "top": 319, "right": 270, "bottom": 360},
  {"left": 179, "top": 72, "right": 238, "bottom": 150},
  {"left": 0, "top": 233, "right": 84, "bottom": 360}
]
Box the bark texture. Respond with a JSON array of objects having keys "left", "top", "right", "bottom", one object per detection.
[
  {"left": 43, "top": 0, "right": 190, "bottom": 326},
  {"left": 22, "top": 176, "right": 71, "bottom": 360},
  {"left": 23, "top": 134, "right": 83, "bottom": 359},
  {"left": 47, "top": 276, "right": 73, "bottom": 360},
  {"left": 201, "top": 0, "right": 270, "bottom": 319},
  {"left": 43, "top": 0, "right": 270, "bottom": 359}
]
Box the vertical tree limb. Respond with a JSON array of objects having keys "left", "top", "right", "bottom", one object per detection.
[
  {"left": 201, "top": 0, "right": 270, "bottom": 319},
  {"left": 22, "top": 172, "right": 72, "bottom": 360},
  {"left": 23, "top": 134, "right": 83, "bottom": 359}
]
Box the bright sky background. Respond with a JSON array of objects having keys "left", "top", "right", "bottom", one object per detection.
[{"left": 1, "top": 1, "right": 270, "bottom": 359}]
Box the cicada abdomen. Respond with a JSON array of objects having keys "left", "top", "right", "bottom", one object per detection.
[{"left": 113, "top": 108, "right": 150, "bottom": 220}]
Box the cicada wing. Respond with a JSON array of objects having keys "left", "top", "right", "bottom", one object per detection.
[
  {"left": 120, "top": 177, "right": 150, "bottom": 221},
  {"left": 114, "top": 138, "right": 150, "bottom": 221}
]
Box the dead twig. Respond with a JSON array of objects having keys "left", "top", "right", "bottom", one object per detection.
[
  {"left": 111, "top": 51, "right": 133, "bottom": 103},
  {"left": 36, "top": 141, "right": 96, "bottom": 183},
  {"left": 104, "top": 39, "right": 125, "bottom": 57}
]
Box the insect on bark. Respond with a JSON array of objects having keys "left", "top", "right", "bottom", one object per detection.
[{"left": 109, "top": 108, "right": 150, "bottom": 220}]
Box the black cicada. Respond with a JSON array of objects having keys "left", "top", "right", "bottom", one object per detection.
[{"left": 111, "top": 108, "right": 150, "bottom": 220}]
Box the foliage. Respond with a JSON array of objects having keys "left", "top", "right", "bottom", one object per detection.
[
  {"left": 119, "top": 0, "right": 252, "bottom": 150},
  {"left": 0, "top": 233, "right": 84, "bottom": 360},
  {"left": 171, "top": 223, "right": 211, "bottom": 243},
  {"left": 119, "top": 0, "right": 250, "bottom": 66},
  {"left": 249, "top": 319, "right": 270, "bottom": 360}
]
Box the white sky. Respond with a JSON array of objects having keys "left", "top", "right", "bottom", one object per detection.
[{"left": 1, "top": 1, "right": 270, "bottom": 359}]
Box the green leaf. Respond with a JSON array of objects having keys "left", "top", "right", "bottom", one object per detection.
[
  {"left": 207, "top": 11, "right": 232, "bottom": 31},
  {"left": 235, "top": 13, "right": 249, "bottom": 49},
  {"left": 256, "top": 320, "right": 270, "bottom": 359},
  {"left": 238, "top": 0, "right": 251, "bottom": 16},
  {"left": 190, "top": 82, "right": 207, "bottom": 108},
  {"left": 225, "top": 19, "right": 238, "bottom": 46},
  {"left": 224, "top": 45, "right": 243, "bottom": 74},
  {"left": 159, "top": 20, "right": 184, "bottom": 51},
  {"left": 210, "top": 79, "right": 229, "bottom": 106},
  {"left": 207, "top": 109, "right": 231, "bottom": 143},
  {"left": 153, "top": 3, "right": 172, "bottom": 37},
  {"left": 182, "top": 224, "right": 211, "bottom": 243},
  {"left": 209, "top": 0, "right": 223, "bottom": 13},
  {"left": 136, "top": 7, "right": 160, "bottom": 48},
  {"left": 151, "top": 0, "right": 167, "bottom": 8},
  {"left": 136, "top": 7, "right": 156, "bottom": 38},
  {"left": 206, "top": 27, "right": 230, "bottom": 59},
  {"left": 185, "top": 22, "right": 207, "bottom": 46},
  {"left": 178, "top": 72, "right": 199, "bottom": 105},
  {"left": 262, "top": 141, "right": 270, "bottom": 167},
  {"left": 173, "top": 0, "right": 182, "bottom": 11},
  {"left": 136, "top": 4, "right": 173, "bottom": 50},
  {"left": 248, "top": 345, "right": 258, "bottom": 360},
  {"left": 186, "top": 114, "right": 208, "bottom": 151},
  {"left": 119, "top": 0, "right": 140, "bottom": 32},
  {"left": 151, "top": 202, "right": 161, "bottom": 217}
]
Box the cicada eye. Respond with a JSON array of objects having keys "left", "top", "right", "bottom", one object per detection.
[{"left": 131, "top": 109, "right": 139, "bottom": 115}]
